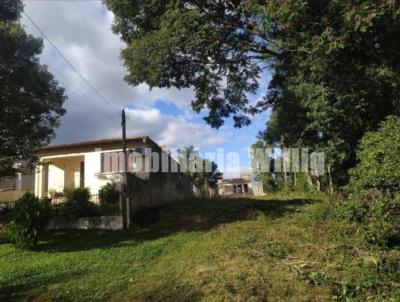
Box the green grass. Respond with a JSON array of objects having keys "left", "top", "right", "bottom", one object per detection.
[{"left": 1, "top": 194, "right": 399, "bottom": 301}]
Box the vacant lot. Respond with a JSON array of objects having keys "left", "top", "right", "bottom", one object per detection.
[{"left": 1, "top": 194, "right": 399, "bottom": 301}]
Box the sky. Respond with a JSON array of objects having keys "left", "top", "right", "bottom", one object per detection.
[{"left": 21, "top": 0, "right": 271, "bottom": 177}]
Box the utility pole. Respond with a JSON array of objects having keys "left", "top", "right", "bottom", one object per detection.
[{"left": 121, "top": 108, "right": 130, "bottom": 228}]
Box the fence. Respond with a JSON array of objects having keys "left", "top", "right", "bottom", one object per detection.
[
  {"left": 0, "top": 200, "right": 18, "bottom": 209},
  {"left": 0, "top": 176, "right": 17, "bottom": 191},
  {"left": 49, "top": 194, "right": 102, "bottom": 206},
  {"left": 0, "top": 194, "right": 102, "bottom": 210}
]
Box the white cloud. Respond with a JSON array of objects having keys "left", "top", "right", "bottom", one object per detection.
[
  {"left": 124, "top": 108, "right": 225, "bottom": 148},
  {"left": 20, "top": 0, "right": 201, "bottom": 146},
  {"left": 21, "top": 0, "right": 195, "bottom": 109}
]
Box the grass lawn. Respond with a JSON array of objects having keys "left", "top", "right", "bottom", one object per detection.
[{"left": 0, "top": 194, "right": 399, "bottom": 301}]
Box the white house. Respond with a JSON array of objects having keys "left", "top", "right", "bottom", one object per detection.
[{"left": 34, "top": 136, "right": 184, "bottom": 199}]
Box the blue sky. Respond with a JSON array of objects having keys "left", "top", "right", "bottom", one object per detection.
[{"left": 21, "top": 0, "right": 271, "bottom": 176}]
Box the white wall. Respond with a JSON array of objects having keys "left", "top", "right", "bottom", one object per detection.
[
  {"left": 84, "top": 152, "right": 124, "bottom": 195},
  {"left": 48, "top": 165, "right": 64, "bottom": 193}
]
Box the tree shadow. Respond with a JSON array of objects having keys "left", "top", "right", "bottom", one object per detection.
[
  {"left": 37, "top": 197, "right": 320, "bottom": 253},
  {"left": 0, "top": 269, "right": 87, "bottom": 301}
]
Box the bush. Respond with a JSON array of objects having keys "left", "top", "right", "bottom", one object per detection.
[
  {"left": 64, "top": 187, "right": 90, "bottom": 204},
  {"left": 99, "top": 183, "right": 119, "bottom": 204},
  {"left": 348, "top": 116, "right": 400, "bottom": 194},
  {"left": 333, "top": 190, "right": 400, "bottom": 247},
  {"left": 55, "top": 187, "right": 98, "bottom": 218},
  {"left": 4, "top": 193, "right": 52, "bottom": 249},
  {"left": 334, "top": 117, "right": 400, "bottom": 248}
]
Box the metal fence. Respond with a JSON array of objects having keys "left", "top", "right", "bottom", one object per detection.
[
  {"left": 0, "top": 200, "right": 18, "bottom": 209},
  {"left": 0, "top": 176, "right": 17, "bottom": 191},
  {"left": 0, "top": 194, "right": 103, "bottom": 210},
  {"left": 49, "top": 194, "right": 101, "bottom": 206}
]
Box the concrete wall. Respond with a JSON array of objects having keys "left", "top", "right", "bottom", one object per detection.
[
  {"left": 16, "top": 173, "right": 35, "bottom": 191},
  {"left": 127, "top": 172, "right": 192, "bottom": 215}
]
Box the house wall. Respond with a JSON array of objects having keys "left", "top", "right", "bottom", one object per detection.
[
  {"left": 34, "top": 138, "right": 186, "bottom": 202},
  {"left": 48, "top": 164, "right": 64, "bottom": 193},
  {"left": 47, "top": 157, "right": 83, "bottom": 194},
  {"left": 84, "top": 151, "right": 125, "bottom": 195}
]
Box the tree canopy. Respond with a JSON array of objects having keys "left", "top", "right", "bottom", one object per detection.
[
  {"left": 0, "top": 0, "right": 66, "bottom": 174},
  {"left": 107, "top": 0, "right": 400, "bottom": 186}
]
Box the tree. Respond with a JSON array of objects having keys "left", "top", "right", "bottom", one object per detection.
[
  {"left": 178, "top": 146, "right": 222, "bottom": 193},
  {"left": 107, "top": 0, "right": 400, "bottom": 186},
  {"left": 0, "top": 0, "right": 66, "bottom": 175}
]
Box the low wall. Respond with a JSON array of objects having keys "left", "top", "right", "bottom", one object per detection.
[{"left": 46, "top": 215, "right": 123, "bottom": 231}]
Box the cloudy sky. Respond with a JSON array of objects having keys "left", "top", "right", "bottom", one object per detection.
[{"left": 21, "top": 0, "right": 271, "bottom": 174}]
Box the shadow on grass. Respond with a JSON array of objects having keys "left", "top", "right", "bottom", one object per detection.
[
  {"left": 0, "top": 269, "right": 87, "bottom": 301},
  {"left": 37, "top": 197, "right": 320, "bottom": 253}
]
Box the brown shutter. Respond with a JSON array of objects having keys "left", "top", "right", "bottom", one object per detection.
[
  {"left": 128, "top": 151, "right": 133, "bottom": 172},
  {"left": 102, "top": 153, "right": 111, "bottom": 173}
]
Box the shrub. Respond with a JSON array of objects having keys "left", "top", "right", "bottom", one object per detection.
[
  {"left": 4, "top": 193, "right": 52, "bottom": 249},
  {"left": 56, "top": 187, "right": 98, "bottom": 218},
  {"left": 333, "top": 190, "right": 400, "bottom": 247},
  {"left": 98, "top": 203, "right": 120, "bottom": 216},
  {"left": 99, "top": 182, "right": 120, "bottom": 204},
  {"left": 348, "top": 116, "right": 400, "bottom": 194},
  {"left": 64, "top": 187, "right": 90, "bottom": 204},
  {"left": 334, "top": 117, "right": 400, "bottom": 248}
]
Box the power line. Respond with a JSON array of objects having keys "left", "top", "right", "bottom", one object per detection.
[
  {"left": 23, "top": 11, "right": 121, "bottom": 114},
  {"left": 46, "top": 65, "right": 120, "bottom": 124},
  {"left": 47, "top": 65, "right": 120, "bottom": 123}
]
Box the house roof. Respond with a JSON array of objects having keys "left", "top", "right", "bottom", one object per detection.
[{"left": 35, "top": 136, "right": 161, "bottom": 153}]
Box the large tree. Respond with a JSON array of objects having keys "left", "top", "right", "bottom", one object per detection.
[
  {"left": 178, "top": 146, "right": 222, "bottom": 193},
  {"left": 107, "top": 0, "right": 400, "bottom": 185},
  {"left": 0, "top": 0, "right": 66, "bottom": 175}
]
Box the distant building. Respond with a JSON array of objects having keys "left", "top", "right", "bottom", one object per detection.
[{"left": 218, "top": 173, "right": 264, "bottom": 196}]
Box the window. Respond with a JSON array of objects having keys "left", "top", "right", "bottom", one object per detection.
[
  {"left": 101, "top": 151, "right": 124, "bottom": 173},
  {"left": 101, "top": 151, "right": 139, "bottom": 173}
]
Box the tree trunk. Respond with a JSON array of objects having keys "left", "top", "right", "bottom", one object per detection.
[
  {"left": 293, "top": 172, "right": 297, "bottom": 189},
  {"left": 328, "top": 164, "right": 333, "bottom": 194},
  {"left": 315, "top": 167, "right": 321, "bottom": 192},
  {"left": 282, "top": 148, "right": 288, "bottom": 185},
  {"left": 306, "top": 172, "right": 314, "bottom": 191}
]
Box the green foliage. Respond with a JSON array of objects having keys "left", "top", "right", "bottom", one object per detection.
[
  {"left": 54, "top": 187, "right": 119, "bottom": 218},
  {"left": 268, "top": 243, "right": 293, "bottom": 259},
  {"left": 348, "top": 116, "right": 400, "bottom": 193},
  {"left": 106, "top": 0, "right": 275, "bottom": 128},
  {"left": 64, "top": 187, "right": 90, "bottom": 204},
  {"left": 56, "top": 188, "right": 97, "bottom": 218},
  {"left": 178, "top": 146, "right": 222, "bottom": 191},
  {"left": 1, "top": 194, "right": 399, "bottom": 300},
  {"left": 4, "top": 193, "right": 52, "bottom": 249},
  {"left": 328, "top": 118, "right": 400, "bottom": 248},
  {"left": 333, "top": 190, "right": 400, "bottom": 248},
  {"left": 99, "top": 183, "right": 119, "bottom": 204},
  {"left": 107, "top": 1, "right": 400, "bottom": 187},
  {"left": 0, "top": 0, "right": 66, "bottom": 166}
]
